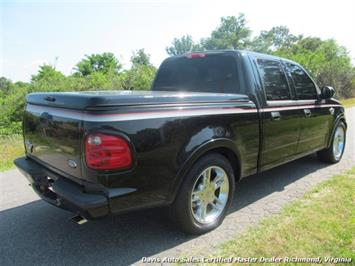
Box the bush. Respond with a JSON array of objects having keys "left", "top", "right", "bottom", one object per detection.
[{"left": 0, "top": 51, "right": 157, "bottom": 136}]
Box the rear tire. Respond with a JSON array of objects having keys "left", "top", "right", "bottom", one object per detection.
[
  {"left": 169, "top": 153, "right": 235, "bottom": 235},
  {"left": 317, "top": 121, "right": 346, "bottom": 163}
]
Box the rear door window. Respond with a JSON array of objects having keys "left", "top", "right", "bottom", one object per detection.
[
  {"left": 153, "top": 55, "right": 239, "bottom": 94},
  {"left": 256, "top": 58, "right": 291, "bottom": 101},
  {"left": 285, "top": 63, "right": 317, "bottom": 100}
]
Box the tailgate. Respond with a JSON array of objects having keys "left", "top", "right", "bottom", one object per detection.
[{"left": 23, "top": 103, "right": 83, "bottom": 179}]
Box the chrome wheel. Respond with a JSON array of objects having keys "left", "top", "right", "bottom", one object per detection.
[
  {"left": 333, "top": 126, "right": 345, "bottom": 160},
  {"left": 190, "top": 166, "right": 229, "bottom": 224}
]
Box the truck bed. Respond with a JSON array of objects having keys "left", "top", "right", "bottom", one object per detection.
[{"left": 26, "top": 90, "right": 250, "bottom": 110}]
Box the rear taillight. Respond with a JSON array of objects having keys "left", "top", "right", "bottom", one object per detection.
[{"left": 85, "top": 133, "right": 132, "bottom": 170}]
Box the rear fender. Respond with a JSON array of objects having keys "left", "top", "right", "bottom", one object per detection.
[{"left": 167, "top": 138, "right": 241, "bottom": 204}]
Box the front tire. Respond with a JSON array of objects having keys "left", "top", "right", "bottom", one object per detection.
[
  {"left": 317, "top": 121, "right": 346, "bottom": 163},
  {"left": 169, "top": 153, "right": 235, "bottom": 234}
]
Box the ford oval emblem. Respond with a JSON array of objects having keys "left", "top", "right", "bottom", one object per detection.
[{"left": 67, "top": 159, "right": 77, "bottom": 169}]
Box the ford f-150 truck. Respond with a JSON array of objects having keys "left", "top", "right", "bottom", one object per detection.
[{"left": 15, "top": 50, "right": 346, "bottom": 234}]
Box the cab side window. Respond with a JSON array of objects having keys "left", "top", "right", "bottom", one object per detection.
[
  {"left": 285, "top": 63, "right": 317, "bottom": 100},
  {"left": 256, "top": 58, "right": 291, "bottom": 101}
]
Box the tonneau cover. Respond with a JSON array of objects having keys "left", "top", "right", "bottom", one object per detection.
[{"left": 26, "top": 90, "right": 250, "bottom": 110}]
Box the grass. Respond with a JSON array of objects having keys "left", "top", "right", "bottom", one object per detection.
[
  {"left": 201, "top": 168, "right": 355, "bottom": 265},
  {"left": 0, "top": 135, "right": 24, "bottom": 171},
  {"left": 340, "top": 97, "right": 355, "bottom": 108}
]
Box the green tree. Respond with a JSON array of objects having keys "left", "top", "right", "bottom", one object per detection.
[
  {"left": 251, "top": 26, "right": 302, "bottom": 53},
  {"left": 275, "top": 38, "right": 355, "bottom": 98},
  {"left": 0, "top": 81, "right": 29, "bottom": 135},
  {"left": 74, "top": 52, "right": 121, "bottom": 76},
  {"left": 166, "top": 35, "right": 201, "bottom": 56},
  {"left": 0, "top": 77, "right": 13, "bottom": 94},
  {"left": 30, "top": 64, "right": 67, "bottom": 92},
  {"left": 131, "top": 49, "right": 152, "bottom": 66},
  {"left": 201, "top": 14, "right": 251, "bottom": 50},
  {"left": 121, "top": 66, "right": 156, "bottom": 90},
  {"left": 121, "top": 49, "right": 156, "bottom": 90},
  {"left": 31, "top": 64, "right": 65, "bottom": 83}
]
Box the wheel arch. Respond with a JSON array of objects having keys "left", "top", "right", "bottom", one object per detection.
[
  {"left": 167, "top": 138, "right": 242, "bottom": 204},
  {"left": 327, "top": 114, "right": 347, "bottom": 148}
]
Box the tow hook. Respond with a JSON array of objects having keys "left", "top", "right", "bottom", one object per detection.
[{"left": 71, "top": 215, "right": 88, "bottom": 225}]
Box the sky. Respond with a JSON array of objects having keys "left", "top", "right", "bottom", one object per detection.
[{"left": 1, "top": 0, "right": 355, "bottom": 82}]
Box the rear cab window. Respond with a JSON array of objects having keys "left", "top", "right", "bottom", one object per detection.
[
  {"left": 255, "top": 58, "right": 291, "bottom": 101},
  {"left": 152, "top": 54, "right": 240, "bottom": 94}
]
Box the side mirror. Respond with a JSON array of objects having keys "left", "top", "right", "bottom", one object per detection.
[{"left": 321, "top": 86, "right": 335, "bottom": 99}]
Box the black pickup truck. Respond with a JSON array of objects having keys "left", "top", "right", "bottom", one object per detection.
[{"left": 15, "top": 50, "right": 346, "bottom": 234}]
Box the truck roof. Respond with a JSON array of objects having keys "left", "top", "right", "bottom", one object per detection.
[{"left": 168, "top": 49, "right": 300, "bottom": 66}]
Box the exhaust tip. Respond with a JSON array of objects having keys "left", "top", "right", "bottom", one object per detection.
[{"left": 71, "top": 215, "right": 88, "bottom": 225}]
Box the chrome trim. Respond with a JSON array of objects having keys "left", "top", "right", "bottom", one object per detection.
[{"left": 26, "top": 103, "right": 342, "bottom": 122}]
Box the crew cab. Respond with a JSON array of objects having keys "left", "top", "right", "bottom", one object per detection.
[{"left": 15, "top": 50, "right": 346, "bottom": 234}]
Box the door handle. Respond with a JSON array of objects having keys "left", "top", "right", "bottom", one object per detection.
[
  {"left": 271, "top": 111, "right": 281, "bottom": 121},
  {"left": 304, "top": 109, "right": 311, "bottom": 117}
]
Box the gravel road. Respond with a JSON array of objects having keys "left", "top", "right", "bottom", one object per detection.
[{"left": 1, "top": 108, "right": 354, "bottom": 266}]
